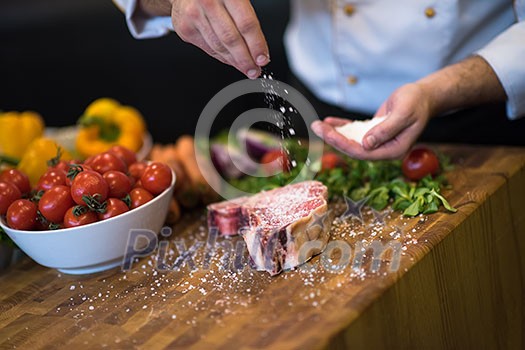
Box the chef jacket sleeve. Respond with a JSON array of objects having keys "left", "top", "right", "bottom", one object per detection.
[
  {"left": 112, "top": 0, "right": 173, "bottom": 39},
  {"left": 476, "top": 2, "right": 525, "bottom": 119}
]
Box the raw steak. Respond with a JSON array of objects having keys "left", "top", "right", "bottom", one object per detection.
[{"left": 207, "top": 181, "right": 331, "bottom": 275}]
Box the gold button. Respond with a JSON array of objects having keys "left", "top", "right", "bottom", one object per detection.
[
  {"left": 347, "top": 75, "right": 358, "bottom": 85},
  {"left": 425, "top": 7, "right": 436, "bottom": 18},
  {"left": 343, "top": 4, "right": 356, "bottom": 16}
]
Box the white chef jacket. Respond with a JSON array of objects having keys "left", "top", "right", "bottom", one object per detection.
[{"left": 113, "top": 0, "right": 525, "bottom": 120}]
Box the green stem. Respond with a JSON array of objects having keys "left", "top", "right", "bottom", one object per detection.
[{"left": 0, "top": 155, "right": 20, "bottom": 166}]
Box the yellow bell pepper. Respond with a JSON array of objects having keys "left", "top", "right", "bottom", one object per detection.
[
  {"left": 0, "top": 111, "right": 45, "bottom": 159},
  {"left": 17, "top": 138, "right": 72, "bottom": 187},
  {"left": 76, "top": 98, "right": 146, "bottom": 158}
]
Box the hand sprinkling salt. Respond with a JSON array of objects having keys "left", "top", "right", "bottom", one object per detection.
[{"left": 335, "top": 116, "right": 388, "bottom": 145}]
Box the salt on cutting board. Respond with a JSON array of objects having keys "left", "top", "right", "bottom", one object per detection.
[{"left": 335, "top": 115, "right": 388, "bottom": 145}]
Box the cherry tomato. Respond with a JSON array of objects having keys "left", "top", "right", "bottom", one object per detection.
[
  {"left": 38, "top": 185, "right": 74, "bottom": 223},
  {"left": 7, "top": 199, "right": 38, "bottom": 230},
  {"left": 98, "top": 198, "right": 129, "bottom": 220},
  {"left": 70, "top": 170, "right": 109, "bottom": 206},
  {"left": 128, "top": 162, "right": 147, "bottom": 181},
  {"left": 261, "top": 150, "right": 290, "bottom": 174},
  {"left": 89, "top": 152, "right": 127, "bottom": 175},
  {"left": 36, "top": 169, "right": 67, "bottom": 192},
  {"left": 51, "top": 160, "right": 71, "bottom": 174},
  {"left": 321, "top": 152, "right": 344, "bottom": 171},
  {"left": 0, "top": 181, "right": 22, "bottom": 215},
  {"left": 65, "top": 164, "right": 93, "bottom": 187},
  {"left": 141, "top": 162, "right": 173, "bottom": 195},
  {"left": 0, "top": 169, "right": 31, "bottom": 195},
  {"left": 108, "top": 145, "right": 137, "bottom": 167},
  {"left": 83, "top": 155, "right": 95, "bottom": 167},
  {"left": 103, "top": 171, "right": 132, "bottom": 198},
  {"left": 63, "top": 206, "right": 98, "bottom": 228},
  {"left": 129, "top": 188, "right": 154, "bottom": 209},
  {"left": 402, "top": 147, "right": 440, "bottom": 181}
]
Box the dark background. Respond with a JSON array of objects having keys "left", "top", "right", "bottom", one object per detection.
[{"left": 0, "top": 0, "right": 291, "bottom": 144}]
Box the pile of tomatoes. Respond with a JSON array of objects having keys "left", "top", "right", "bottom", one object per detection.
[{"left": 0, "top": 145, "right": 172, "bottom": 231}]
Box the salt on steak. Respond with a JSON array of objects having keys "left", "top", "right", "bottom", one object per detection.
[{"left": 207, "top": 181, "right": 331, "bottom": 275}]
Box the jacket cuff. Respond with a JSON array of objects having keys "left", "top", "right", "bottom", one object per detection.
[
  {"left": 113, "top": 0, "right": 173, "bottom": 39},
  {"left": 476, "top": 22, "right": 525, "bottom": 120}
]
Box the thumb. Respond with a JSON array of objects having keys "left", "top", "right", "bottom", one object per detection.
[
  {"left": 362, "top": 112, "right": 413, "bottom": 150},
  {"left": 374, "top": 101, "right": 388, "bottom": 118}
]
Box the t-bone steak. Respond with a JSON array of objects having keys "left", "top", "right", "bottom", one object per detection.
[{"left": 207, "top": 181, "right": 331, "bottom": 275}]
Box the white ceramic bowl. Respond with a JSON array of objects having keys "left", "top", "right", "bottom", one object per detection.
[{"left": 0, "top": 171, "right": 175, "bottom": 275}]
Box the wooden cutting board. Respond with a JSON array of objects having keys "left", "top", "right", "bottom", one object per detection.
[{"left": 0, "top": 145, "right": 524, "bottom": 349}]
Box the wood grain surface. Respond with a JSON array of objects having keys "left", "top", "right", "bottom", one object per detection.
[{"left": 0, "top": 145, "right": 524, "bottom": 349}]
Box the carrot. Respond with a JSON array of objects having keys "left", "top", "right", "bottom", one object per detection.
[
  {"left": 165, "top": 197, "right": 181, "bottom": 225},
  {"left": 175, "top": 135, "right": 219, "bottom": 206}
]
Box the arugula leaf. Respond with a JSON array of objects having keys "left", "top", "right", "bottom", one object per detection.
[
  {"left": 430, "top": 189, "right": 457, "bottom": 213},
  {"left": 404, "top": 198, "right": 423, "bottom": 217},
  {"left": 366, "top": 186, "right": 390, "bottom": 210}
]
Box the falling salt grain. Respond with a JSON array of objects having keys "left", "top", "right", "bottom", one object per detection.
[
  {"left": 142, "top": 305, "right": 148, "bottom": 310},
  {"left": 69, "top": 285, "right": 76, "bottom": 291},
  {"left": 89, "top": 306, "right": 95, "bottom": 311}
]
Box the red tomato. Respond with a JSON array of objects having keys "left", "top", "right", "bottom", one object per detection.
[
  {"left": 36, "top": 169, "right": 67, "bottom": 192},
  {"left": 261, "top": 150, "right": 290, "bottom": 174},
  {"left": 65, "top": 164, "right": 93, "bottom": 186},
  {"left": 140, "top": 162, "right": 172, "bottom": 195},
  {"left": 321, "top": 152, "right": 343, "bottom": 171},
  {"left": 83, "top": 155, "right": 95, "bottom": 167},
  {"left": 70, "top": 170, "right": 109, "bottom": 206},
  {"left": 98, "top": 198, "right": 129, "bottom": 220},
  {"left": 402, "top": 147, "right": 440, "bottom": 181},
  {"left": 89, "top": 152, "right": 127, "bottom": 175},
  {"left": 63, "top": 206, "right": 99, "bottom": 228},
  {"left": 103, "top": 171, "right": 132, "bottom": 198},
  {"left": 128, "top": 162, "right": 147, "bottom": 181},
  {"left": 6, "top": 199, "right": 38, "bottom": 230},
  {"left": 0, "top": 169, "right": 31, "bottom": 195},
  {"left": 38, "top": 185, "right": 74, "bottom": 223},
  {"left": 129, "top": 188, "right": 154, "bottom": 209},
  {"left": 0, "top": 181, "right": 22, "bottom": 215},
  {"left": 108, "top": 145, "right": 137, "bottom": 167},
  {"left": 51, "top": 160, "right": 71, "bottom": 174}
]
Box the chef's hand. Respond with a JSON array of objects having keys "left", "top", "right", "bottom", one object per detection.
[
  {"left": 310, "top": 56, "right": 507, "bottom": 160},
  {"left": 311, "top": 83, "right": 431, "bottom": 160},
  {"left": 139, "top": 0, "right": 270, "bottom": 79}
]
